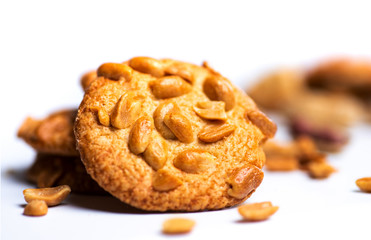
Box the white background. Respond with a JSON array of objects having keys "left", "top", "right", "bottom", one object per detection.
[{"left": 1, "top": 1, "right": 371, "bottom": 239}]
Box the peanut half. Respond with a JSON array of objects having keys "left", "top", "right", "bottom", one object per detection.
[
  {"left": 152, "top": 169, "right": 182, "bottom": 192},
  {"left": 193, "top": 101, "right": 227, "bottom": 121},
  {"left": 203, "top": 76, "right": 235, "bottom": 111},
  {"left": 153, "top": 101, "right": 179, "bottom": 139},
  {"left": 173, "top": 149, "right": 216, "bottom": 174},
  {"left": 356, "top": 177, "right": 371, "bottom": 193},
  {"left": 246, "top": 109, "right": 277, "bottom": 139},
  {"left": 23, "top": 185, "right": 71, "bottom": 207},
  {"left": 165, "top": 62, "right": 196, "bottom": 83},
  {"left": 150, "top": 76, "right": 192, "bottom": 99},
  {"left": 164, "top": 112, "right": 194, "bottom": 143},
  {"left": 162, "top": 218, "right": 195, "bottom": 234},
  {"left": 111, "top": 92, "right": 143, "bottom": 129},
  {"left": 198, "top": 123, "right": 236, "bottom": 143},
  {"left": 143, "top": 137, "right": 168, "bottom": 170},
  {"left": 23, "top": 200, "right": 48, "bottom": 217},
  {"left": 238, "top": 201, "right": 279, "bottom": 221},
  {"left": 307, "top": 162, "right": 336, "bottom": 179},
  {"left": 226, "top": 165, "right": 263, "bottom": 199},
  {"left": 129, "top": 57, "right": 165, "bottom": 77},
  {"left": 97, "top": 62, "right": 132, "bottom": 81},
  {"left": 128, "top": 116, "right": 153, "bottom": 155}
]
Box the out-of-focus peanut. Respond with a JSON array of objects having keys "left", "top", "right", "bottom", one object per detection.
[
  {"left": 238, "top": 201, "right": 279, "bottom": 221},
  {"left": 165, "top": 62, "right": 196, "bottom": 83},
  {"left": 356, "top": 177, "right": 371, "bottom": 193},
  {"left": 246, "top": 109, "right": 277, "bottom": 139},
  {"left": 162, "top": 218, "right": 195, "bottom": 234},
  {"left": 129, "top": 57, "right": 165, "bottom": 77},
  {"left": 97, "top": 62, "right": 132, "bottom": 81}
]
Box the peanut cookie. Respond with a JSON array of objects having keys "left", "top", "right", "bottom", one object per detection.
[
  {"left": 18, "top": 109, "right": 79, "bottom": 156},
  {"left": 27, "top": 154, "right": 105, "bottom": 194},
  {"left": 74, "top": 57, "right": 276, "bottom": 211}
]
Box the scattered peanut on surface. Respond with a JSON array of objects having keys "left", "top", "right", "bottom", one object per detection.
[
  {"left": 162, "top": 218, "right": 195, "bottom": 234},
  {"left": 23, "top": 200, "right": 48, "bottom": 217},
  {"left": 238, "top": 201, "right": 279, "bottom": 221},
  {"left": 356, "top": 177, "right": 371, "bottom": 193},
  {"left": 23, "top": 185, "right": 71, "bottom": 207}
]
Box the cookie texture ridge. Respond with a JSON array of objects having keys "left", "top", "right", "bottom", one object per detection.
[{"left": 74, "top": 57, "right": 276, "bottom": 211}]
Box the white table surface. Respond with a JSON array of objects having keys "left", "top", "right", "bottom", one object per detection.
[{"left": 1, "top": 1, "right": 371, "bottom": 239}]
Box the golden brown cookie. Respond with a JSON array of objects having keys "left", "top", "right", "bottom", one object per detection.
[
  {"left": 27, "top": 154, "right": 106, "bottom": 194},
  {"left": 18, "top": 109, "right": 79, "bottom": 156},
  {"left": 306, "top": 58, "right": 371, "bottom": 99},
  {"left": 74, "top": 57, "right": 276, "bottom": 211}
]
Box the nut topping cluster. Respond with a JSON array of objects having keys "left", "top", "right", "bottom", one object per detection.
[{"left": 91, "top": 57, "right": 272, "bottom": 198}]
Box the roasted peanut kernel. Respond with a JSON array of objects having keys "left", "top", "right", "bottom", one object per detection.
[
  {"left": 111, "top": 92, "right": 142, "bottom": 129},
  {"left": 128, "top": 116, "right": 153, "bottom": 155},
  {"left": 194, "top": 101, "right": 227, "bottom": 120},
  {"left": 226, "top": 165, "right": 264, "bottom": 199},
  {"left": 97, "top": 62, "right": 132, "bottom": 81},
  {"left": 23, "top": 200, "right": 48, "bottom": 217},
  {"left": 150, "top": 76, "right": 192, "bottom": 99},
  {"left": 198, "top": 123, "right": 236, "bottom": 143},
  {"left": 246, "top": 110, "right": 277, "bottom": 139},
  {"left": 173, "top": 149, "right": 216, "bottom": 174},
  {"left": 162, "top": 218, "right": 195, "bottom": 234},
  {"left": 356, "top": 177, "right": 371, "bottom": 193},
  {"left": 307, "top": 162, "right": 336, "bottom": 179},
  {"left": 23, "top": 185, "right": 71, "bottom": 207},
  {"left": 164, "top": 112, "right": 194, "bottom": 143},
  {"left": 238, "top": 202, "right": 279, "bottom": 221},
  {"left": 80, "top": 70, "right": 97, "bottom": 91},
  {"left": 203, "top": 76, "right": 235, "bottom": 111},
  {"left": 98, "top": 109, "right": 110, "bottom": 127},
  {"left": 89, "top": 107, "right": 110, "bottom": 127},
  {"left": 153, "top": 102, "right": 180, "bottom": 139},
  {"left": 165, "top": 62, "right": 196, "bottom": 83},
  {"left": 152, "top": 169, "right": 182, "bottom": 191},
  {"left": 129, "top": 57, "right": 165, "bottom": 77},
  {"left": 143, "top": 137, "right": 168, "bottom": 170}
]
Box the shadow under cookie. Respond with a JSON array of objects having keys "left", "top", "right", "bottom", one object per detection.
[{"left": 27, "top": 153, "right": 106, "bottom": 195}]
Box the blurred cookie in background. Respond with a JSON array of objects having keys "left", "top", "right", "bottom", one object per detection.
[{"left": 27, "top": 153, "right": 106, "bottom": 195}]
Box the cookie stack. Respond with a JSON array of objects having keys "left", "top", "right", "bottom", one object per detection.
[{"left": 19, "top": 57, "right": 276, "bottom": 211}]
